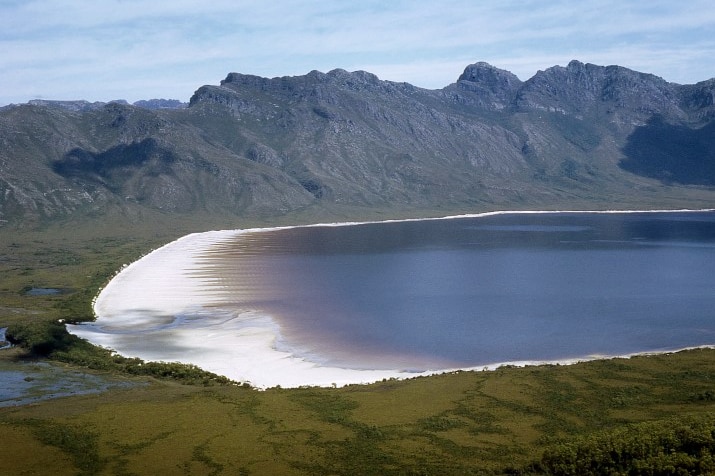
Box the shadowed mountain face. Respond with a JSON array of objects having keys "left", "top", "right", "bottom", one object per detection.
[
  {"left": 1, "top": 60, "right": 714, "bottom": 227},
  {"left": 620, "top": 117, "right": 715, "bottom": 186},
  {"left": 53, "top": 138, "right": 178, "bottom": 186}
]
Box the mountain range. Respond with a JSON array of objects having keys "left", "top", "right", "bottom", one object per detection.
[{"left": 2, "top": 60, "right": 714, "bottom": 228}]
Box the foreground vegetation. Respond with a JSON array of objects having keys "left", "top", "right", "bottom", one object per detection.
[
  {"left": 2, "top": 210, "right": 715, "bottom": 475},
  {"left": 2, "top": 347, "right": 715, "bottom": 475}
]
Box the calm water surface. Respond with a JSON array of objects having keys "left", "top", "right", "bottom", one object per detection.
[{"left": 206, "top": 212, "right": 715, "bottom": 371}]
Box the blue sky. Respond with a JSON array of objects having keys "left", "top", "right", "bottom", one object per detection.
[{"left": 2, "top": 0, "right": 714, "bottom": 105}]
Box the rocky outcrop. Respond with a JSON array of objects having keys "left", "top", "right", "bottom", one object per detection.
[{"left": 449, "top": 62, "right": 522, "bottom": 109}]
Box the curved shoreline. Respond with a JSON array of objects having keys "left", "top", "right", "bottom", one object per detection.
[{"left": 67, "top": 208, "right": 715, "bottom": 388}]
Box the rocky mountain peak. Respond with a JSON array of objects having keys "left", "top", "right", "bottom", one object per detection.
[
  {"left": 190, "top": 67, "right": 417, "bottom": 114},
  {"left": 218, "top": 69, "right": 383, "bottom": 92},
  {"left": 326, "top": 68, "right": 380, "bottom": 84},
  {"left": 458, "top": 62, "right": 522, "bottom": 88},
  {"left": 220, "top": 72, "right": 271, "bottom": 89},
  {"left": 516, "top": 60, "right": 681, "bottom": 118},
  {"left": 449, "top": 62, "right": 522, "bottom": 109}
]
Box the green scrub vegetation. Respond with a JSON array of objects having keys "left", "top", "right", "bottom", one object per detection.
[{"left": 2, "top": 349, "right": 715, "bottom": 475}]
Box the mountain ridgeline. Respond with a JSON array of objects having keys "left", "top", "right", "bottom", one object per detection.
[{"left": 2, "top": 60, "right": 715, "bottom": 228}]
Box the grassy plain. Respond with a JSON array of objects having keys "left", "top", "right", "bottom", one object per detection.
[{"left": 2, "top": 207, "right": 715, "bottom": 475}]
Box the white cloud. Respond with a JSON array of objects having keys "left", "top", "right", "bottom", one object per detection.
[{"left": 2, "top": 0, "right": 715, "bottom": 104}]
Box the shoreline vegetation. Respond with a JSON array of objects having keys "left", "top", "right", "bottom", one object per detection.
[{"left": 2, "top": 207, "right": 715, "bottom": 474}]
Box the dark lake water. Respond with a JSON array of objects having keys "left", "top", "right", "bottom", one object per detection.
[{"left": 208, "top": 211, "right": 715, "bottom": 371}]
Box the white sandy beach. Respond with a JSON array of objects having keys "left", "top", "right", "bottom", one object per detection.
[
  {"left": 67, "top": 228, "right": 428, "bottom": 388},
  {"left": 66, "top": 209, "right": 715, "bottom": 389}
]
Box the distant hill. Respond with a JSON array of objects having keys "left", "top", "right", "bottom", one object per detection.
[
  {"left": 25, "top": 99, "right": 187, "bottom": 112},
  {"left": 132, "top": 99, "right": 187, "bottom": 110},
  {"left": 2, "top": 60, "right": 714, "bottom": 228}
]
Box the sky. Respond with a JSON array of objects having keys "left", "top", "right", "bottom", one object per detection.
[{"left": 2, "top": 0, "right": 715, "bottom": 106}]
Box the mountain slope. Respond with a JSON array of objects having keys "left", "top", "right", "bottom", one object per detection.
[{"left": 1, "top": 60, "right": 714, "bottom": 228}]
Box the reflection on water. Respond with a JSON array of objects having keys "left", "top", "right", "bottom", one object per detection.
[
  {"left": 199, "top": 211, "right": 715, "bottom": 370},
  {"left": 0, "top": 361, "right": 136, "bottom": 407},
  {"left": 23, "top": 287, "right": 64, "bottom": 296}
]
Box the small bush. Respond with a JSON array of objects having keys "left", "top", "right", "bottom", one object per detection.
[{"left": 6, "top": 320, "right": 79, "bottom": 356}]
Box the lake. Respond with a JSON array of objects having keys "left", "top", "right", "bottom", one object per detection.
[
  {"left": 200, "top": 211, "right": 715, "bottom": 371},
  {"left": 68, "top": 210, "right": 715, "bottom": 387}
]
